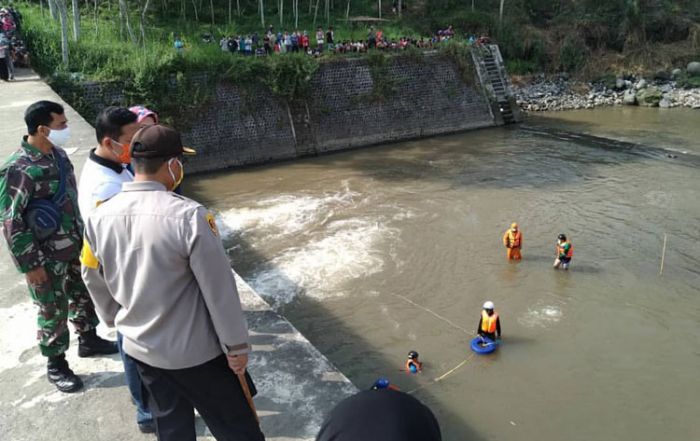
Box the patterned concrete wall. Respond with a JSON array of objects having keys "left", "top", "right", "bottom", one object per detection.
[{"left": 70, "top": 52, "right": 498, "bottom": 174}]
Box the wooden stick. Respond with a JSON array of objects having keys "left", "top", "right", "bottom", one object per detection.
[
  {"left": 237, "top": 372, "right": 260, "bottom": 425},
  {"left": 659, "top": 234, "right": 667, "bottom": 276}
]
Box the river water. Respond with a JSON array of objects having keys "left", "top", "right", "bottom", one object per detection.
[{"left": 188, "top": 107, "right": 700, "bottom": 441}]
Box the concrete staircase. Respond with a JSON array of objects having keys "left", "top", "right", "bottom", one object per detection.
[
  {"left": 482, "top": 50, "right": 516, "bottom": 124},
  {"left": 470, "top": 45, "right": 521, "bottom": 125}
]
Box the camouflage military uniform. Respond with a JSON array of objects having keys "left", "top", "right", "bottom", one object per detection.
[{"left": 0, "top": 138, "right": 99, "bottom": 357}]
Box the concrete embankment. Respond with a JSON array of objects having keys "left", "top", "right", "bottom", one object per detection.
[
  {"left": 0, "top": 68, "right": 356, "bottom": 441},
  {"left": 53, "top": 47, "right": 521, "bottom": 174}
]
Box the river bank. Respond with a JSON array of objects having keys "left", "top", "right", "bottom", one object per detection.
[{"left": 514, "top": 73, "right": 700, "bottom": 112}]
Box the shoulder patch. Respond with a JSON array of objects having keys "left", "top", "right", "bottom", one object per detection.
[
  {"left": 206, "top": 212, "right": 219, "bottom": 237},
  {"left": 80, "top": 239, "right": 100, "bottom": 269}
]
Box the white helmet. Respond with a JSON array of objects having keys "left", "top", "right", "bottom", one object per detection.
[{"left": 483, "top": 301, "right": 495, "bottom": 310}]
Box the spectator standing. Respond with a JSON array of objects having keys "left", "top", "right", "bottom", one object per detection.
[
  {"left": 326, "top": 26, "right": 334, "bottom": 50},
  {"left": 220, "top": 36, "right": 229, "bottom": 52},
  {"left": 301, "top": 31, "right": 310, "bottom": 52},
  {"left": 81, "top": 125, "right": 264, "bottom": 441},
  {"left": 0, "top": 33, "right": 10, "bottom": 81},
  {"left": 77, "top": 107, "right": 155, "bottom": 433},
  {"left": 368, "top": 27, "right": 376, "bottom": 49},
  {"left": 227, "top": 35, "right": 238, "bottom": 53},
  {"left": 0, "top": 101, "right": 118, "bottom": 393},
  {"left": 283, "top": 32, "right": 292, "bottom": 53},
  {"left": 316, "top": 27, "right": 324, "bottom": 52},
  {"left": 291, "top": 31, "right": 299, "bottom": 52},
  {"left": 263, "top": 32, "right": 272, "bottom": 54},
  {"left": 1, "top": 9, "right": 16, "bottom": 34}
]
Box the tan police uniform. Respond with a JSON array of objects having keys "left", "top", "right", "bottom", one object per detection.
[
  {"left": 80, "top": 125, "right": 263, "bottom": 441},
  {"left": 81, "top": 181, "right": 249, "bottom": 368}
]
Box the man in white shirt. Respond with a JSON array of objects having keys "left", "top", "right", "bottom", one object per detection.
[
  {"left": 77, "top": 106, "right": 155, "bottom": 433},
  {"left": 78, "top": 107, "right": 139, "bottom": 216}
]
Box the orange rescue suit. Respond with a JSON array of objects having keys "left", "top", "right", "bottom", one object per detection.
[
  {"left": 503, "top": 229, "right": 522, "bottom": 260},
  {"left": 481, "top": 310, "right": 499, "bottom": 333}
]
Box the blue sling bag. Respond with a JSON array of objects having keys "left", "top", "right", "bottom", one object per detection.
[{"left": 25, "top": 148, "right": 67, "bottom": 242}]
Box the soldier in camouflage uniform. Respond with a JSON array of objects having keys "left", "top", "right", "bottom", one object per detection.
[{"left": 0, "top": 101, "right": 117, "bottom": 393}]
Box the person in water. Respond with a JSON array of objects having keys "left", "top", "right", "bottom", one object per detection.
[
  {"left": 502, "top": 222, "right": 522, "bottom": 260},
  {"left": 554, "top": 233, "right": 574, "bottom": 270},
  {"left": 477, "top": 301, "right": 501, "bottom": 341},
  {"left": 405, "top": 350, "right": 422, "bottom": 374}
]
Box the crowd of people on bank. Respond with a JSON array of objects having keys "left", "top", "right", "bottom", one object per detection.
[
  {"left": 0, "top": 6, "right": 28, "bottom": 81},
  {"left": 188, "top": 24, "right": 491, "bottom": 58}
]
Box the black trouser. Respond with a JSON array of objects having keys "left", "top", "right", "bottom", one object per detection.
[
  {"left": 0, "top": 57, "right": 8, "bottom": 81},
  {"left": 131, "top": 354, "right": 265, "bottom": 441}
]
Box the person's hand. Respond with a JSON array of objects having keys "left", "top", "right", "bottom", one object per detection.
[
  {"left": 226, "top": 353, "right": 248, "bottom": 375},
  {"left": 26, "top": 266, "right": 49, "bottom": 286}
]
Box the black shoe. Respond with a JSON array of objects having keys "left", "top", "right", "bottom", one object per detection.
[
  {"left": 78, "top": 329, "right": 118, "bottom": 357},
  {"left": 138, "top": 421, "right": 157, "bottom": 434},
  {"left": 47, "top": 355, "right": 83, "bottom": 393}
]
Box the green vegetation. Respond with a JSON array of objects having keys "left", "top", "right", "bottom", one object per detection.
[{"left": 17, "top": 0, "right": 700, "bottom": 125}]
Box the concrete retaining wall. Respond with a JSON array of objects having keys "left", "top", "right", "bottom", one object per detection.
[{"left": 70, "top": 51, "right": 501, "bottom": 174}]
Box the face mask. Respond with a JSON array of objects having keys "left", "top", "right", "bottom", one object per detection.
[
  {"left": 47, "top": 127, "right": 71, "bottom": 147},
  {"left": 167, "top": 158, "right": 184, "bottom": 191},
  {"left": 110, "top": 139, "right": 131, "bottom": 164}
]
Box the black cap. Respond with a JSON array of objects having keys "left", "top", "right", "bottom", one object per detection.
[{"left": 130, "top": 125, "right": 184, "bottom": 159}]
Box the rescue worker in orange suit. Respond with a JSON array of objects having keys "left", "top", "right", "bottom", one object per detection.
[
  {"left": 477, "top": 301, "right": 501, "bottom": 341},
  {"left": 502, "top": 223, "right": 522, "bottom": 260},
  {"left": 405, "top": 351, "right": 422, "bottom": 374},
  {"left": 553, "top": 233, "right": 574, "bottom": 270}
]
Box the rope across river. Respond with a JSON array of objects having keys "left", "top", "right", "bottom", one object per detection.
[{"left": 389, "top": 293, "right": 477, "bottom": 394}]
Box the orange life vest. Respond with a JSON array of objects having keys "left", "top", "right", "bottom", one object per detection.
[
  {"left": 504, "top": 230, "right": 522, "bottom": 248},
  {"left": 481, "top": 310, "right": 499, "bottom": 333},
  {"left": 557, "top": 241, "right": 574, "bottom": 258}
]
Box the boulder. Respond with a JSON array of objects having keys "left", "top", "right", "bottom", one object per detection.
[
  {"left": 653, "top": 70, "right": 671, "bottom": 81},
  {"left": 671, "top": 68, "right": 683, "bottom": 79},
  {"left": 615, "top": 78, "right": 626, "bottom": 90},
  {"left": 659, "top": 97, "right": 672, "bottom": 108},
  {"left": 635, "top": 79, "right": 647, "bottom": 90},
  {"left": 623, "top": 89, "right": 637, "bottom": 105},
  {"left": 687, "top": 61, "right": 700, "bottom": 76},
  {"left": 636, "top": 87, "right": 663, "bottom": 107}
]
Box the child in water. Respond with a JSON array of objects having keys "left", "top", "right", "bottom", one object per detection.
[{"left": 405, "top": 350, "right": 423, "bottom": 374}]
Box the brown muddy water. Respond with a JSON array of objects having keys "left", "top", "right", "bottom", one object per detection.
[{"left": 187, "top": 107, "right": 700, "bottom": 441}]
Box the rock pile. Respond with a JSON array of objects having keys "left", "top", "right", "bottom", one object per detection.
[{"left": 514, "top": 63, "right": 700, "bottom": 112}]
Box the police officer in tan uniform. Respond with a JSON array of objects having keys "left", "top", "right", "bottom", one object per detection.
[{"left": 80, "top": 125, "right": 264, "bottom": 441}]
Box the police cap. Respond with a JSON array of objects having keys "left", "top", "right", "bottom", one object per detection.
[{"left": 131, "top": 125, "right": 184, "bottom": 159}]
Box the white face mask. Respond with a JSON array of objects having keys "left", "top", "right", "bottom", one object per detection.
[{"left": 47, "top": 127, "right": 71, "bottom": 147}]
